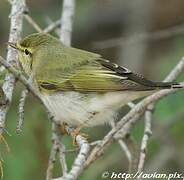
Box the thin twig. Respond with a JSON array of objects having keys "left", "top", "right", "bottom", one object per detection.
[
  {"left": 123, "top": 136, "right": 139, "bottom": 173},
  {"left": 137, "top": 106, "right": 153, "bottom": 174},
  {"left": 110, "top": 121, "right": 132, "bottom": 165},
  {"left": 6, "top": 0, "right": 43, "bottom": 33},
  {"left": 46, "top": 123, "right": 68, "bottom": 180},
  {"left": 16, "top": 89, "right": 29, "bottom": 134},
  {"left": 43, "top": 19, "right": 60, "bottom": 34},
  {"left": 24, "top": 14, "right": 43, "bottom": 32},
  {"left": 46, "top": 123, "right": 58, "bottom": 180}
]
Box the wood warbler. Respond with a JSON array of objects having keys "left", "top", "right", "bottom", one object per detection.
[{"left": 8, "top": 33, "right": 182, "bottom": 128}]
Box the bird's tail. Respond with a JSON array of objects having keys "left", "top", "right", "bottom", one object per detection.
[
  {"left": 155, "top": 82, "right": 184, "bottom": 89},
  {"left": 171, "top": 82, "right": 184, "bottom": 89}
]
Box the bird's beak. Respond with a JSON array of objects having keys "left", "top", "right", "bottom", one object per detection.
[{"left": 6, "top": 42, "right": 17, "bottom": 49}]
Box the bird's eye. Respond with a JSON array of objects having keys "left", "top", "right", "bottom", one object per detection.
[{"left": 24, "top": 49, "right": 30, "bottom": 55}]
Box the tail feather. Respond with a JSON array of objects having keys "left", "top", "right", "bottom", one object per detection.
[
  {"left": 171, "top": 82, "right": 184, "bottom": 89},
  {"left": 156, "top": 82, "right": 184, "bottom": 89}
]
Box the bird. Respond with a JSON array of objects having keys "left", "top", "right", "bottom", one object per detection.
[{"left": 7, "top": 33, "right": 183, "bottom": 139}]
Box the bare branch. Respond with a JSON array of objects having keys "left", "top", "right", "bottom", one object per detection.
[
  {"left": 60, "top": 0, "right": 76, "bottom": 46},
  {"left": 0, "top": 0, "right": 25, "bottom": 135}
]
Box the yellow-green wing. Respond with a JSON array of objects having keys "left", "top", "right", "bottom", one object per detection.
[{"left": 34, "top": 47, "right": 173, "bottom": 92}]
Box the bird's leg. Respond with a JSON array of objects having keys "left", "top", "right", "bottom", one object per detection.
[
  {"left": 59, "top": 122, "right": 68, "bottom": 135},
  {"left": 59, "top": 122, "right": 88, "bottom": 146},
  {"left": 71, "top": 125, "right": 88, "bottom": 146}
]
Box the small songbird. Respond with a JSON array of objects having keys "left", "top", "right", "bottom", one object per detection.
[{"left": 8, "top": 33, "right": 182, "bottom": 134}]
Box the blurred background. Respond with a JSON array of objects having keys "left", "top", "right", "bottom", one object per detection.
[{"left": 0, "top": 0, "right": 184, "bottom": 179}]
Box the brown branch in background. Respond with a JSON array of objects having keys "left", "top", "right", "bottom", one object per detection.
[
  {"left": 92, "top": 23, "right": 184, "bottom": 49},
  {"left": 0, "top": 0, "right": 25, "bottom": 135},
  {"left": 24, "top": 14, "right": 43, "bottom": 33}
]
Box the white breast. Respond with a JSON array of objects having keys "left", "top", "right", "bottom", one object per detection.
[{"left": 40, "top": 91, "right": 152, "bottom": 127}]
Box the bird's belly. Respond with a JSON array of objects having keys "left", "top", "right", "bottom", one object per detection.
[{"left": 40, "top": 91, "right": 152, "bottom": 127}]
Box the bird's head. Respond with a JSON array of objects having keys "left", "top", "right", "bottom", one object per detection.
[{"left": 7, "top": 33, "right": 61, "bottom": 75}]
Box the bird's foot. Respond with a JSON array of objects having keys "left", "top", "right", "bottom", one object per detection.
[
  {"left": 59, "top": 122, "right": 68, "bottom": 135},
  {"left": 71, "top": 127, "right": 88, "bottom": 146}
]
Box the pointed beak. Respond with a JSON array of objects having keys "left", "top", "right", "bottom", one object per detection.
[{"left": 6, "top": 42, "right": 17, "bottom": 49}]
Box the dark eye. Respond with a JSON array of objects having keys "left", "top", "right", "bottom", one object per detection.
[{"left": 24, "top": 49, "right": 30, "bottom": 55}]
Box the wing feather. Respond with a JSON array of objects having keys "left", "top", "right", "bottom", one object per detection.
[{"left": 34, "top": 47, "right": 171, "bottom": 92}]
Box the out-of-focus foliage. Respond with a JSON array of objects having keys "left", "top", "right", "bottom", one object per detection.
[{"left": 0, "top": 0, "right": 184, "bottom": 179}]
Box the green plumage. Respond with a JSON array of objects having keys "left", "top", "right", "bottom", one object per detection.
[{"left": 17, "top": 33, "right": 177, "bottom": 93}]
